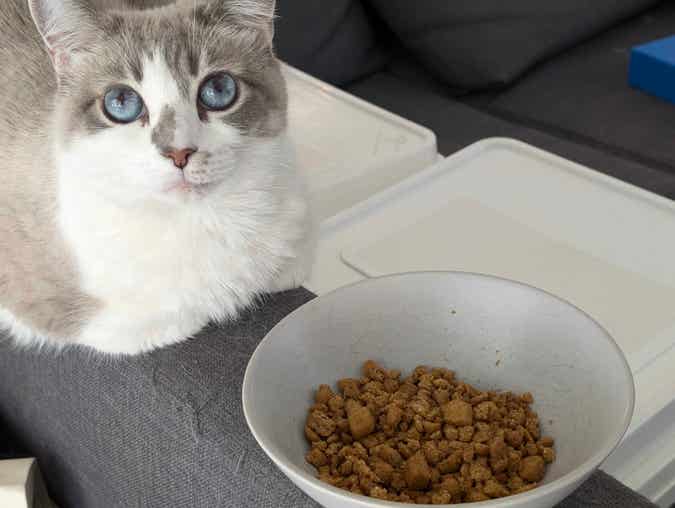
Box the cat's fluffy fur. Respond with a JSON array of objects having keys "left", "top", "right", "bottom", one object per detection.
[{"left": 0, "top": 0, "right": 312, "bottom": 354}]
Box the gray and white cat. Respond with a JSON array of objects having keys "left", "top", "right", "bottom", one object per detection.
[{"left": 0, "top": 0, "right": 312, "bottom": 354}]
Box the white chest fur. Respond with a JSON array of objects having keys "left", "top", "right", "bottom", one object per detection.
[{"left": 57, "top": 138, "right": 309, "bottom": 354}]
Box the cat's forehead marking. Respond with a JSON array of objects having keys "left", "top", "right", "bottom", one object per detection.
[
  {"left": 140, "top": 52, "right": 184, "bottom": 116},
  {"left": 151, "top": 105, "right": 176, "bottom": 152}
]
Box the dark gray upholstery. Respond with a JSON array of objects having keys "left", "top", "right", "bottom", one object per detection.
[
  {"left": 365, "top": 0, "right": 659, "bottom": 90},
  {"left": 480, "top": 1, "right": 675, "bottom": 173},
  {"left": 347, "top": 72, "right": 675, "bottom": 200},
  {"left": 275, "top": 0, "right": 388, "bottom": 86},
  {"left": 0, "top": 290, "right": 318, "bottom": 508},
  {"left": 0, "top": 414, "right": 29, "bottom": 460},
  {"left": 0, "top": 288, "right": 658, "bottom": 508}
]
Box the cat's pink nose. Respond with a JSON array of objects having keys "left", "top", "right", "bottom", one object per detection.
[{"left": 162, "top": 148, "right": 196, "bottom": 169}]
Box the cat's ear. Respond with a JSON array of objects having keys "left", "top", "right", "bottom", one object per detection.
[
  {"left": 194, "top": 0, "right": 277, "bottom": 42},
  {"left": 28, "top": 0, "right": 97, "bottom": 74}
]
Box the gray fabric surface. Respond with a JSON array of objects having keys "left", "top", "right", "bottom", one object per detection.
[
  {"left": 347, "top": 72, "right": 675, "bottom": 200},
  {"left": 0, "top": 413, "right": 29, "bottom": 460},
  {"left": 485, "top": 1, "right": 675, "bottom": 173},
  {"left": 365, "top": 0, "right": 659, "bottom": 90},
  {"left": 0, "top": 290, "right": 319, "bottom": 508},
  {"left": 275, "top": 0, "right": 387, "bottom": 86},
  {"left": 0, "top": 287, "right": 658, "bottom": 507}
]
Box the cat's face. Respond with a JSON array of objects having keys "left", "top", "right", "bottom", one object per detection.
[{"left": 30, "top": 0, "right": 286, "bottom": 205}]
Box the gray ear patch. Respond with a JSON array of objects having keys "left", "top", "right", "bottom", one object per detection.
[{"left": 151, "top": 105, "right": 176, "bottom": 151}]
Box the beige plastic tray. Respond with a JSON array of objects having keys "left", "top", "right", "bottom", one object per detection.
[{"left": 282, "top": 63, "right": 438, "bottom": 221}]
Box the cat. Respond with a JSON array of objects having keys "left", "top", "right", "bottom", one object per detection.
[{"left": 0, "top": 0, "right": 313, "bottom": 355}]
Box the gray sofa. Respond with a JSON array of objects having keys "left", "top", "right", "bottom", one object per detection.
[{"left": 2, "top": 1, "right": 673, "bottom": 506}]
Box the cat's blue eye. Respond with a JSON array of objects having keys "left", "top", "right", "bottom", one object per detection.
[
  {"left": 198, "top": 73, "right": 238, "bottom": 111},
  {"left": 103, "top": 86, "right": 144, "bottom": 124}
]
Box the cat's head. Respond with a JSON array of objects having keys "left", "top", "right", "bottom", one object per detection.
[{"left": 29, "top": 0, "right": 288, "bottom": 205}]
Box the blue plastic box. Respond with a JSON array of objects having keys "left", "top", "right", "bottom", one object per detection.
[{"left": 629, "top": 35, "right": 675, "bottom": 104}]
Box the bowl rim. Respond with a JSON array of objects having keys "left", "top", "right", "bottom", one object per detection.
[{"left": 243, "top": 271, "right": 636, "bottom": 507}]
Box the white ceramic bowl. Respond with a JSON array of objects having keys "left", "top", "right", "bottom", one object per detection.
[{"left": 243, "top": 272, "right": 634, "bottom": 508}]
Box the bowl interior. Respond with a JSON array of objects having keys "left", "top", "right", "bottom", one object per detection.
[{"left": 244, "top": 272, "right": 634, "bottom": 499}]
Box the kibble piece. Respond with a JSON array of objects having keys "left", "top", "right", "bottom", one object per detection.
[
  {"left": 489, "top": 436, "right": 507, "bottom": 460},
  {"left": 542, "top": 447, "right": 556, "bottom": 464},
  {"left": 431, "top": 490, "right": 452, "bottom": 504},
  {"left": 520, "top": 456, "right": 546, "bottom": 482},
  {"left": 363, "top": 360, "right": 386, "bottom": 381},
  {"left": 405, "top": 451, "right": 432, "bottom": 490},
  {"left": 417, "top": 494, "right": 432, "bottom": 504},
  {"left": 484, "top": 478, "right": 509, "bottom": 498},
  {"left": 442, "top": 399, "right": 474, "bottom": 426},
  {"left": 470, "top": 462, "right": 492, "bottom": 482},
  {"left": 338, "top": 460, "right": 353, "bottom": 476},
  {"left": 315, "top": 384, "right": 334, "bottom": 404},
  {"left": 345, "top": 400, "right": 376, "bottom": 440},
  {"left": 540, "top": 436, "right": 555, "bottom": 448},
  {"left": 410, "top": 397, "right": 431, "bottom": 416},
  {"left": 440, "top": 475, "right": 462, "bottom": 496},
  {"left": 305, "top": 425, "right": 321, "bottom": 443},
  {"left": 383, "top": 378, "right": 399, "bottom": 393},
  {"left": 361, "top": 433, "right": 384, "bottom": 449},
  {"left": 474, "top": 401, "right": 496, "bottom": 421},
  {"left": 398, "top": 438, "right": 421, "bottom": 459},
  {"left": 525, "top": 442, "right": 539, "bottom": 457},
  {"left": 462, "top": 445, "right": 475, "bottom": 463},
  {"left": 506, "top": 428, "right": 524, "bottom": 448},
  {"left": 369, "top": 486, "right": 388, "bottom": 500},
  {"left": 423, "top": 441, "right": 443, "bottom": 465},
  {"left": 466, "top": 489, "right": 490, "bottom": 502},
  {"left": 508, "top": 475, "right": 524, "bottom": 491},
  {"left": 423, "top": 421, "right": 442, "bottom": 434},
  {"left": 338, "top": 378, "right": 361, "bottom": 398},
  {"left": 490, "top": 456, "right": 509, "bottom": 474},
  {"left": 475, "top": 443, "right": 490, "bottom": 456},
  {"left": 433, "top": 389, "right": 450, "bottom": 405},
  {"left": 363, "top": 381, "right": 385, "bottom": 395},
  {"left": 373, "top": 459, "right": 394, "bottom": 484},
  {"left": 526, "top": 418, "right": 541, "bottom": 440},
  {"left": 458, "top": 425, "right": 474, "bottom": 443},
  {"left": 306, "top": 448, "right": 328, "bottom": 468},
  {"left": 377, "top": 444, "right": 404, "bottom": 467},
  {"left": 443, "top": 425, "right": 459, "bottom": 441},
  {"left": 307, "top": 411, "right": 336, "bottom": 437},
  {"left": 437, "top": 452, "right": 462, "bottom": 474},
  {"left": 473, "top": 429, "right": 492, "bottom": 443},
  {"left": 327, "top": 395, "right": 345, "bottom": 414}
]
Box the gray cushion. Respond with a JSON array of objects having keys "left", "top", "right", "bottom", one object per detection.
[
  {"left": 275, "top": 0, "right": 387, "bottom": 85},
  {"left": 0, "top": 290, "right": 318, "bottom": 508},
  {"left": 479, "top": 1, "right": 675, "bottom": 173},
  {"left": 365, "top": 0, "right": 659, "bottom": 90},
  {"left": 347, "top": 72, "right": 675, "bottom": 200},
  {"left": 0, "top": 414, "right": 28, "bottom": 460},
  {"left": 0, "top": 285, "right": 659, "bottom": 507}
]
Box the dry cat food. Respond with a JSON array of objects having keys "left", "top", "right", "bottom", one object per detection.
[{"left": 304, "top": 360, "right": 555, "bottom": 504}]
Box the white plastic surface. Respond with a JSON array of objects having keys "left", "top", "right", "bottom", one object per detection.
[
  {"left": 304, "top": 138, "right": 675, "bottom": 502},
  {"left": 0, "top": 459, "right": 33, "bottom": 508},
  {"left": 282, "top": 63, "right": 438, "bottom": 221},
  {"left": 244, "top": 272, "right": 634, "bottom": 508}
]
